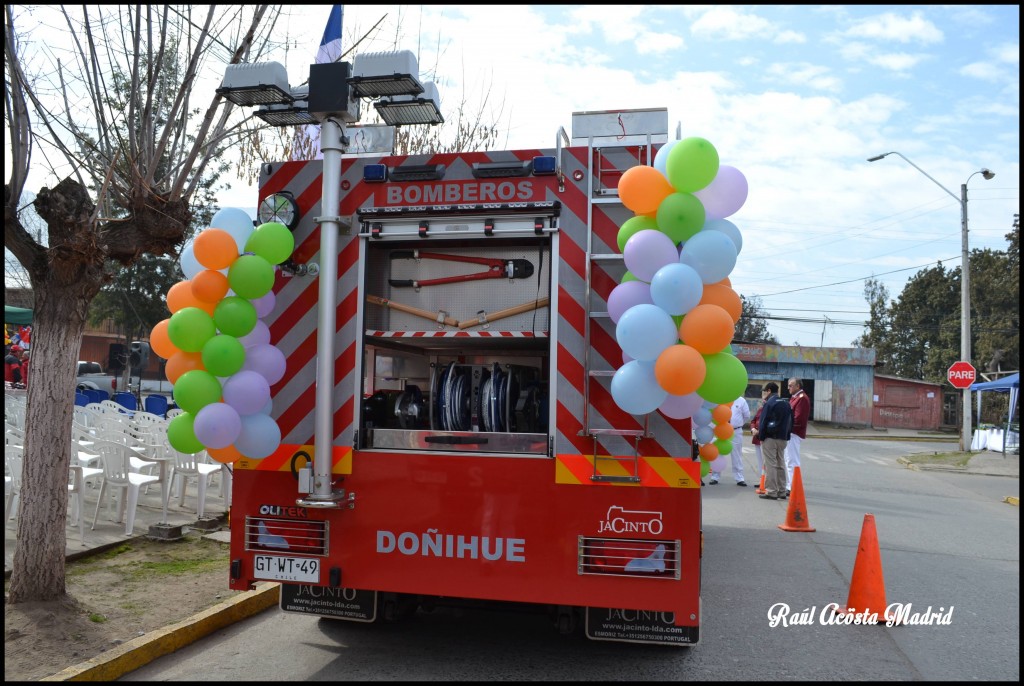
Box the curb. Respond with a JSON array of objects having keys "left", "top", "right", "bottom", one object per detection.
[
  {"left": 41, "top": 582, "right": 280, "bottom": 681},
  {"left": 897, "top": 457, "right": 1019, "bottom": 479}
]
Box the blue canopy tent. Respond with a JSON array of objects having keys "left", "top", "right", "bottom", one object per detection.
[{"left": 970, "top": 373, "right": 1019, "bottom": 454}]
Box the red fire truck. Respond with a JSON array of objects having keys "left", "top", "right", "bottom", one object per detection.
[{"left": 228, "top": 108, "right": 702, "bottom": 645}]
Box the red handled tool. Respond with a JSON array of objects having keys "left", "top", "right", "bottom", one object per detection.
[{"left": 388, "top": 250, "right": 534, "bottom": 288}]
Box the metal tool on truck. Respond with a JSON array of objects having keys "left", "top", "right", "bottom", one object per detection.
[{"left": 228, "top": 108, "right": 703, "bottom": 645}]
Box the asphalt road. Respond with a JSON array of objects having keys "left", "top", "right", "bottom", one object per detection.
[{"left": 124, "top": 436, "right": 1020, "bottom": 681}]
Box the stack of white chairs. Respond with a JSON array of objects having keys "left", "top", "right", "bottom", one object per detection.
[{"left": 5, "top": 444, "right": 24, "bottom": 524}]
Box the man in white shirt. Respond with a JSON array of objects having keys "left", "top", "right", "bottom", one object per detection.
[{"left": 710, "top": 396, "right": 750, "bottom": 486}]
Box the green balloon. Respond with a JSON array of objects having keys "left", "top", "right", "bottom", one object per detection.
[
  {"left": 656, "top": 192, "right": 706, "bottom": 245},
  {"left": 167, "top": 412, "right": 205, "bottom": 454},
  {"left": 700, "top": 458, "right": 711, "bottom": 478},
  {"left": 167, "top": 307, "right": 216, "bottom": 352},
  {"left": 201, "top": 334, "right": 246, "bottom": 378},
  {"left": 245, "top": 221, "right": 295, "bottom": 265},
  {"left": 616, "top": 215, "right": 659, "bottom": 253},
  {"left": 666, "top": 137, "right": 720, "bottom": 193},
  {"left": 621, "top": 271, "right": 639, "bottom": 283},
  {"left": 173, "top": 369, "right": 223, "bottom": 415},
  {"left": 228, "top": 254, "right": 275, "bottom": 299},
  {"left": 697, "top": 352, "right": 749, "bottom": 405},
  {"left": 714, "top": 437, "right": 733, "bottom": 455},
  {"left": 214, "top": 296, "right": 257, "bottom": 338}
]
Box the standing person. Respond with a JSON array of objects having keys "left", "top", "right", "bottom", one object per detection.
[
  {"left": 750, "top": 402, "right": 764, "bottom": 491},
  {"left": 785, "top": 377, "right": 811, "bottom": 496},
  {"left": 19, "top": 350, "right": 30, "bottom": 389},
  {"left": 713, "top": 395, "right": 750, "bottom": 486},
  {"left": 757, "top": 382, "right": 793, "bottom": 500},
  {"left": 5, "top": 345, "right": 23, "bottom": 386}
]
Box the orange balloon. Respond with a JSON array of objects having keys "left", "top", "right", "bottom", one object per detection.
[
  {"left": 207, "top": 444, "right": 244, "bottom": 464},
  {"left": 165, "top": 350, "right": 205, "bottom": 384},
  {"left": 617, "top": 165, "right": 674, "bottom": 215},
  {"left": 712, "top": 403, "right": 731, "bottom": 424},
  {"left": 699, "top": 443, "right": 719, "bottom": 461},
  {"left": 166, "top": 280, "right": 215, "bottom": 315},
  {"left": 150, "top": 319, "right": 179, "bottom": 360},
  {"left": 712, "top": 276, "right": 732, "bottom": 288},
  {"left": 654, "top": 344, "right": 707, "bottom": 396},
  {"left": 714, "top": 422, "right": 735, "bottom": 441},
  {"left": 680, "top": 304, "right": 736, "bottom": 354},
  {"left": 699, "top": 284, "right": 742, "bottom": 324},
  {"left": 193, "top": 228, "right": 239, "bottom": 271},
  {"left": 192, "top": 269, "right": 230, "bottom": 303}
]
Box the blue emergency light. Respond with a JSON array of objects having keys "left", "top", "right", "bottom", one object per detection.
[
  {"left": 363, "top": 164, "right": 388, "bottom": 182},
  {"left": 532, "top": 156, "right": 556, "bottom": 175}
]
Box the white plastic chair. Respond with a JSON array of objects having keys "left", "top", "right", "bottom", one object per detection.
[
  {"left": 168, "top": 449, "right": 222, "bottom": 519},
  {"left": 5, "top": 444, "right": 24, "bottom": 523},
  {"left": 166, "top": 407, "right": 185, "bottom": 419},
  {"left": 90, "top": 438, "right": 161, "bottom": 535},
  {"left": 68, "top": 463, "right": 100, "bottom": 546}
]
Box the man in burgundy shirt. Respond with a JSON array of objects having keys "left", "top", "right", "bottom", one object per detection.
[{"left": 785, "top": 377, "right": 810, "bottom": 495}]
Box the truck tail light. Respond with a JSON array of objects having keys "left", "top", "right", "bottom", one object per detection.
[{"left": 578, "top": 537, "right": 681, "bottom": 580}]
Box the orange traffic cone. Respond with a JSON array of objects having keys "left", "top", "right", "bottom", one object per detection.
[
  {"left": 835, "top": 513, "right": 896, "bottom": 624},
  {"left": 755, "top": 473, "right": 765, "bottom": 495},
  {"left": 777, "top": 466, "right": 815, "bottom": 532}
]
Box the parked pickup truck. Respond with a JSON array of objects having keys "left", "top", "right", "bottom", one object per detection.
[{"left": 76, "top": 360, "right": 119, "bottom": 396}]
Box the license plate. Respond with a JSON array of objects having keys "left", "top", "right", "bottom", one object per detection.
[{"left": 253, "top": 555, "right": 321, "bottom": 583}]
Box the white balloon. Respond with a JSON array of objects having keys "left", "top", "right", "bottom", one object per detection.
[
  {"left": 653, "top": 140, "right": 679, "bottom": 178},
  {"left": 211, "top": 207, "right": 256, "bottom": 253},
  {"left": 179, "top": 239, "right": 203, "bottom": 279}
]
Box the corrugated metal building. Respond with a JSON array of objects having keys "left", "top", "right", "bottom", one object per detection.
[
  {"left": 872, "top": 375, "right": 943, "bottom": 430},
  {"left": 733, "top": 343, "right": 876, "bottom": 427}
]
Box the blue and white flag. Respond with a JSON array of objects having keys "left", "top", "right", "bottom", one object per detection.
[{"left": 292, "top": 5, "right": 343, "bottom": 160}]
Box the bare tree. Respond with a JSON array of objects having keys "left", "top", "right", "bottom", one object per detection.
[{"left": 3, "top": 5, "right": 282, "bottom": 602}]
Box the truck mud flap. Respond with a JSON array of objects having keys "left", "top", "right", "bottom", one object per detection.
[
  {"left": 279, "top": 584, "right": 378, "bottom": 623},
  {"left": 585, "top": 607, "right": 698, "bottom": 646}
]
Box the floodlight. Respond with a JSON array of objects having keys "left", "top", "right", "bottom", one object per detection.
[
  {"left": 375, "top": 82, "right": 443, "bottom": 126},
  {"left": 349, "top": 50, "right": 424, "bottom": 98},
  {"left": 256, "top": 86, "right": 318, "bottom": 126},
  {"left": 218, "top": 62, "right": 293, "bottom": 106}
]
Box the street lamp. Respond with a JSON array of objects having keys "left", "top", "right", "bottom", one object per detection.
[
  {"left": 867, "top": 152, "right": 995, "bottom": 451},
  {"left": 218, "top": 51, "right": 442, "bottom": 507}
]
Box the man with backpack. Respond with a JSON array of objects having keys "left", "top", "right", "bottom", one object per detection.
[{"left": 757, "top": 381, "right": 793, "bottom": 501}]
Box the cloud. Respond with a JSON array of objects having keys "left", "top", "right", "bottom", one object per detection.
[
  {"left": 688, "top": 7, "right": 800, "bottom": 44},
  {"left": 637, "top": 32, "right": 685, "bottom": 55},
  {"left": 845, "top": 11, "right": 944, "bottom": 45},
  {"left": 765, "top": 63, "right": 842, "bottom": 93},
  {"left": 959, "top": 61, "right": 1004, "bottom": 82},
  {"left": 866, "top": 52, "right": 930, "bottom": 72},
  {"left": 992, "top": 42, "right": 1019, "bottom": 65}
]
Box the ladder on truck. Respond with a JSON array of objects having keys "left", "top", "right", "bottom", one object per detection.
[{"left": 562, "top": 109, "right": 670, "bottom": 483}]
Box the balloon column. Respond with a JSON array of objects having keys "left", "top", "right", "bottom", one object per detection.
[
  {"left": 151, "top": 208, "right": 294, "bottom": 464},
  {"left": 608, "top": 137, "right": 750, "bottom": 464}
]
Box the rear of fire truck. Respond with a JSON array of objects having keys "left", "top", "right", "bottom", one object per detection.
[{"left": 228, "top": 108, "right": 702, "bottom": 645}]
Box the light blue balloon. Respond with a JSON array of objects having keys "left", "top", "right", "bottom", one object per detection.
[
  {"left": 679, "top": 229, "right": 738, "bottom": 284},
  {"left": 695, "top": 425, "right": 715, "bottom": 444},
  {"left": 211, "top": 207, "right": 256, "bottom": 253},
  {"left": 611, "top": 360, "right": 668, "bottom": 415},
  {"left": 615, "top": 303, "right": 678, "bottom": 361},
  {"left": 650, "top": 262, "right": 704, "bottom": 316},
  {"left": 178, "top": 239, "right": 203, "bottom": 279},
  {"left": 234, "top": 413, "right": 282, "bottom": 459},
  {"left": 703, "top": 218, "right": 743, "bottom": 254},
  {"left": 653, "top": 140, "right": 680, "bottom": 178},
  {"left": 694, "top": 407, "right": 713, "bottom": 426}
]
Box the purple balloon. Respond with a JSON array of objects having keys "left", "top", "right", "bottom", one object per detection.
[
  {"left": 242, "top": 343, "right": 287, "bottom": 385},
  {"left": 607, "top": 280, "right": 654, "bottom": 324},
  {"left": 658, "top": 392, "right": 704, "bottom": 420},
  {"left": 623, "top": 229, "right": 678, "bottom": 283},
  {"left": 222, "top": 370, "right": 271, "bottom": 416},
  {"left": 193, "top": 402, "right": 242, "bottom": 449},
  {"left": 251, "top": 290, "right": 277, "bottom": 318},
  {"left": 239, "top": 319, "right": 270, "bottom": 347},
  {"left": 694, "top": 165, "right": 748, "bottom": 220}
]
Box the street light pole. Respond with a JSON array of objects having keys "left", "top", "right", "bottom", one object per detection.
[{"left": 867, "top": 152, "right": 994, "bottom": 451}]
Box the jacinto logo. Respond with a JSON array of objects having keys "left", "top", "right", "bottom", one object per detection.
[{"left": 598, "top": 506, "right": 664, "bottom": 535}]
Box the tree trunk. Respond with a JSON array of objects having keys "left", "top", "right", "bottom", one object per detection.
[{"left": 8, "top": 182, "right": 106, "bottom": 603}]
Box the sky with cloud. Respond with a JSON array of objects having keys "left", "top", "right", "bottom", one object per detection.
[
  {"left": 262, "top": 4, "right": 1020, "bottom": 348},
  {"left": 9, "top": 5, "right": 1020, "bottom": 350}
]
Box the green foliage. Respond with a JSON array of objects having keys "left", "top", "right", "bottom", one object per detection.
[
  {"left": 860, "top": 223, "right": 1020, "bottom": 382},
  {"left": 90, "top": 254, "right": 181, "bottom": 343},
  {"left": 735, "top": 295, "right": 778, "bottom": 344}
]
